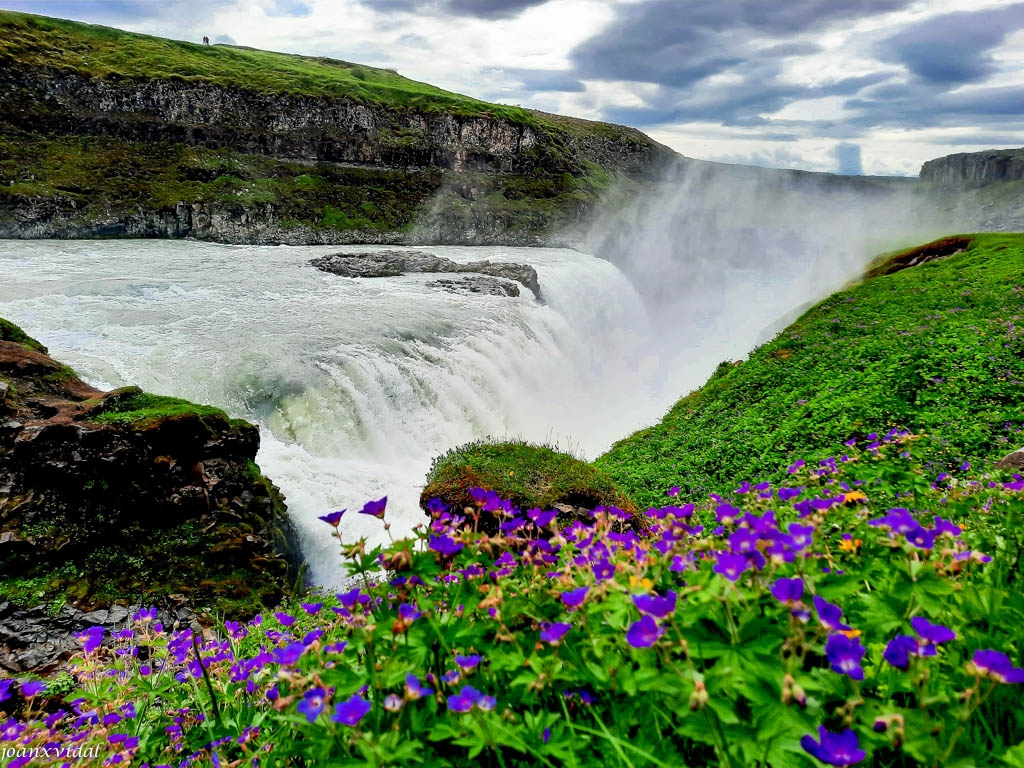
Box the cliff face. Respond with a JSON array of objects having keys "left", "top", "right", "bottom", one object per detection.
[
  {"left": 0, "top": 318, "right": 299, "bottom": 672},
  {"left": 920, "top": 149, "right": 1024, "bottom": 187},
  {"left": 0, "top": 11, "right": 676, "bottom": 245}
]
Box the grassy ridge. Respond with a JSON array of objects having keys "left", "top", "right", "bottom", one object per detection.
[
  {"left": 596, "top": 233, "right": 1024, "bottom": 508},
  {"left": 0, "top": 10, "right": 535, "bottom": 124}
]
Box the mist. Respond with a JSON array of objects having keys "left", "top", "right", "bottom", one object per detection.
[{"left": 578, "top": 159, "right": 952, "bottom": 395}]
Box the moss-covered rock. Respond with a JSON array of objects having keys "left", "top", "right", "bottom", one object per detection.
[
  {"left": 421, "top": 440, "right": 638, "bottom": 532},
  {"left": 0, "top": 317, "right": 300, "bottom": 671}
]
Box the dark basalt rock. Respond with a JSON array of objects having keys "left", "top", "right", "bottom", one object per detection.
[
  {"left": 0, "top": 320, "right": 301, "bottom": 673},
  {"left": 426, "top": 276, "right": 520, "bottom": 297},
  {"left": 311, "top": 251, "right": 541, "bottom": 300}
]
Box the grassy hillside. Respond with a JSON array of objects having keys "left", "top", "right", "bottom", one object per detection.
[
  {"left": 0, "top": 9, "right": 533, "bottom": 123},
  {"left": 597, "top": 233, "right": 1024, "bottom": 508}
]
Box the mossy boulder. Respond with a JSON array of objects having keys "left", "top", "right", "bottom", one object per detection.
[
  {"left": 421, "top": 440, "right": 639, "bottom": 533},
  {"left": 0, "top": 318, "right": 300, "bottom": 671}
]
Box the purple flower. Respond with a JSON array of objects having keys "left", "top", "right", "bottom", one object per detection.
[
  {"left": 405, "top": 673, "right": 434, "bottom": 700},
  {"left": 447, "top": 685, "right": 495, "bottom": 713},
  {"left": 0, "top": 680, "right": 11, "bottom": 704},
  {"left": 398, "top": 603, "right": 422, "bottom": 623},
  {"left": 19, "top": 680, "right": 45, "bottom": 698},
  {"left": 713, "top": 553, "right": 748, "bottom": 582},
  {"left": 868, "top": 508, "right": 918, "bottom": 535},
  {"left": 318, "top": 509, "right": 346, "bottom": 526},
  {"left": 788, "top": 459, "right": 806, "bottom": 475},
  {"left": 884, "top": 636, "right": 918, "bottom": 669},
  {"left": 933, "top": 517, "right": 962, "bottom": 537},
  {"left": 560, "top": 586, "right": 589, "bottom": 609},
  {"left": 429, "top": 534, "right": 464, "bottom": 556},
  {"left": 332, "top": 694, "right": 371, "bottom": 726},
  {"left": 426, "top": 497, "right": 449, "bottom": 515},
  {"left": 76, "top": 626, "right": 105, "bottom": 655},
  {"left": 813, "top": 596, "right": 851, "bottom": 632},
  {"left": 301, "top": 602, "right": 323, "bottom": 615},
  {"left": 274, "top": 611, "right": 297, "bottom": 627},
  {"left": 911, "top": 617, "right": 956, "bottom": 646},
  {"left": 825, "top": 634, "right": 866, "bottom": 680},
  {"left": 632, "top": 590, "right": 678, "bottom": 618},
  {"left": 771, "top": 577, "right": 804, "bottom": 604},
  {"left": 527, "top": 508, "right": 558, "bottom": 527},
  {"left": 273, "top": 642, "right": 306, "bottom": 666},
  {"left": 360, "top": 496, "right": 388, "bottom": 519},
  {"left": 297, "top": 687, "right": 327, "bottom": 723},
  {"left": 540, "top": 622, "right": 571, "bottom": 645},
  {"left": 626, "top": 615, "right": 664, "bottom": 648},
  {"left": 592, "top": 559, "right": 615, "bottom": 581},
  {"left": 383, "top": 693, "right": 404, "bottom": 712},
  {"left": 971, "top": 650, "right": 1024, "bottom": 683},
  {"left": 132, "top": 607, "right": 158, "bottom": 623},
  {"left": 906, "top": 527, "right": 935, "bottom": 550},
  {"left": 778, "top": 486, "right": 803, "bottom": 502},
  {"left": 801, "top": 727, "right": 865, "bottom": 766},
  {"left": 455, "top": 654, "right": 482, "bottom": 671}
]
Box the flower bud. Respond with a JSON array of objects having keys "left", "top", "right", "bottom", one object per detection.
[{"left": 689, "top": 680, "right": 709, "bottom": 711}]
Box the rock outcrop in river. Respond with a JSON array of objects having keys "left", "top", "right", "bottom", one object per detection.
[
  {"left": 310, "top": 251, "right": 541, "bottom": 299},
  {"left": 0, "top": 318, "right": 299, "bottom": 673}
]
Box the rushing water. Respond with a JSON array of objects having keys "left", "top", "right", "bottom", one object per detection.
[
  {"left": 0, "top": 241, "right": 704, "bottom": 585},
  {"left": 0, "top": 238, "right": 877, "bottom": 585}
]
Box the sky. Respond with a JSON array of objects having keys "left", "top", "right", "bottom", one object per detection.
[{"left": 7, "top": 0, "right": 1024, "bottom": 175}]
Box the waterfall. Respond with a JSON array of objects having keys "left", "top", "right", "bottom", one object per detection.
[{"left": 0, "top": 240, "right": 693, "bottom": 586}]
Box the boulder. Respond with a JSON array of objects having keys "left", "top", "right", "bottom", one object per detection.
[
  {"left": 311, "top": 251, "right": 542, "bottom": 300},
  {"left": 996, "top": 447, "right": 1024, "bottom": 472}
]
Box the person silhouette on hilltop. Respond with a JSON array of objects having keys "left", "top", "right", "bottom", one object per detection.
[{"left": 202, "top": 35, "right": 210, "bottom": 45}]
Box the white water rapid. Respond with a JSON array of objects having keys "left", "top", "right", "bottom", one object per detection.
[{"left": 0, "top": 241, "right": 710, "bottom": 586}]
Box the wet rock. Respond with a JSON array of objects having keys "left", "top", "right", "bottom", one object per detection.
[
  {"left": 426, "top": 276, "right": 520, "bottom": 297},
  {"left": 311, "top": 251, "right": 542, "bottom": 300}
]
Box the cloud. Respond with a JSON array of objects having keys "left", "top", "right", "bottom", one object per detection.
[
  {"left": 570, "top": 0, "right": 914, "bottom": 88},
  {"left": 213, "top": 33, "right": 237, "bottom": 44},
  {"left": 355, "top": 0, "right": 550, "bottom": 18},
  {"left": 834, "top": 143, "right": 863, "bottom": 174},
  {"left": 497, "top": 67, "right": 585, "bottom": 92},
  {"left": 880, "top": 4, "right": 1024, "bottom": 85}
]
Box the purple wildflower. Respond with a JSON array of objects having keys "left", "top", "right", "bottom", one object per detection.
[
  {"left": 76, "top": 626, "right": 105, "bottom": 655},
  {"left": 297, "top": 688, "right": 327, "bottom": 723},
  {"left": 540, "top": 622, "right": 571, "bottom": 645},
  {"left": 825, "top": 634, "right": 866, "bottom": 680},
  {"left": 301, "top": 602, "right": 323, "bottom": 615},
  {"left": 447, "top": 685, "right": 495, "bottom": 713},
  {"left": 713, "top": 553, "right": 748, "bottom": 582},
  {"left": 405, "top": 673, "right": 434, "bottom": 700},
  {"left": 360, "top": 496, "right": 388, "bottom": 519},
  {"left": 883, "top": 636, "right": 918, "bottom": 669},
  {"left": 0, "top": 680, "right": 11, "bottom": 704},
  {"left": 455, "top": 654, "right": 482, "bottom": 671},
  {"left": 273, "top": 642, "right": 306, "bottom": 666},
  {"left": 813, "top": 596, "right": 851, "bottom": 632},
  {"left": 971, "top": 650, "right": 1024, "bottom": 683},
  {"left": 592, "top": 559, "right": 615, "bottom": 581},
  {"left": 667, "top": 486, "right": 681, "bottom": 497},
  {"left": 332, "top": 694, "right": 371, "bottom": 726},
  {"left": 632, "top": 590, "right": 678, "bottom": 618},
  {"left": 383, "top": 693, "right": 404, "bottom": 712},
  {"left": 800, "top": 726, "right": 865, "bottom": 766},
  {"left": 626, "top": 615, "right": 664, "bottom": 648},
  {"left": 771, "top": 577, "right": 804, "bottom": 604},
  {"left": 318, "top": 509, "right": 345, "bottom": 526},
  {"left": 560, "top": 586, "right": 589, "bottom": 609},
  {"left": 911, "top": 617, "right": 956, "bottom": 648},
  {"left": 429, "top": 534, "right": 464, "bottom": 556},
  {"left": 788, "top": 459, "right": 806, "bottom": 475}
]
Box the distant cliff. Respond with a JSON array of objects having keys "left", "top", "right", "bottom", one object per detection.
[
  {"left": 0, "top": 11, "right": 676, "bottom": 245},
  {"left": 920, "top": 149, "right": 1024, "bottom": 187}
]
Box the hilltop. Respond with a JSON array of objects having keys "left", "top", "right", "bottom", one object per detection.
[{"left": 0, "top": 10, "right": 675, "bottom": 244}]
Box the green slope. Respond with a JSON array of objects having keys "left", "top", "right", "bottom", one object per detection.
[
  {"left": 0, "top": 9, "right": 532, "bottom": 123},
  {"left": 596, "top": 234, "right": 1024, "bottom": 508}
]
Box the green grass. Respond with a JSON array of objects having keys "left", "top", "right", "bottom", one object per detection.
[
  {"left": 596, "top": 233, "right": 1024, "bottom": 508},
  {"left": 0, "top": 10, "right": 537, "bottom": 125},
  {"left": 91, "top": 391, "right": 234, "bottom": 426},
  {"left": 422, "top": 440, "right": 637, "bottom": 518},
  {"left": 0, "top": 317, "right": 47, "bottom": 353}
]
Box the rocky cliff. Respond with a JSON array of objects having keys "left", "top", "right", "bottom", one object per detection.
[
  {"left": 0, "top": 11, "right": 676, "bottom": 245},
  {"left": 920, "top": 149, "right": 1024, "bottom": 187},
  {"left": 0, "top": 318, "right": 299, "bottom": 672}
]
